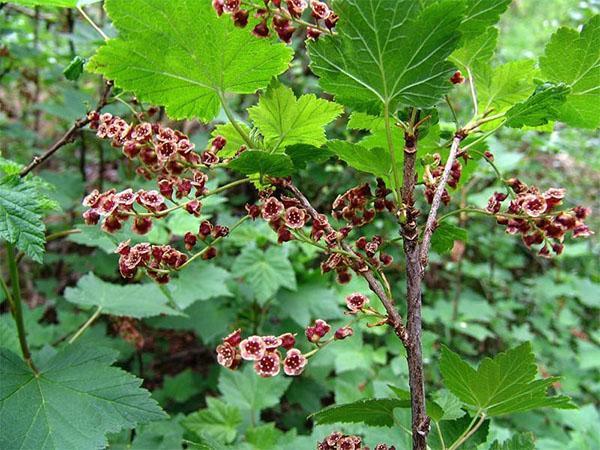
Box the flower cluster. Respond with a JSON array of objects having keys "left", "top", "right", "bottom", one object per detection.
[
  {"left": 216, "top": 329, "right": 308, "bottom": 377},
  {"left": 487, "top": 179, "right": 593, "bottom": 257},
  {"left": 213, "top": 0, "right": 338, "bottom": 42},
  {"left": 305, "top": 318, "right": 354, "bottom": 343},
  {"left": 83, "top": 113, "right": 241, "bottom": 280},
  {"left": 423, "top": 153, "right": 463, "bottom": 205},
  {"left": 115, "top": 241, "right": 188, "bottom": 283},
  {"left": 317, "top": 432, "right": 395, "bottom": 450},
  {"left": 248, "top": 192, "right": 310, "bottom": 243},
  {"left": 82, "top": 187, "right": 166, "bottom": 234},
  {"left": 333, "top": 181, "right": 395, "bottom": 226}
]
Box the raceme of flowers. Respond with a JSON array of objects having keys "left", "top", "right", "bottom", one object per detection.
[
  {"left": 247, "top": 178, "right": 396, "bottom": 286},
  {"left": 318, "top": 431, "right": 396, "bottom": 450},
  {"left": 486, "top": 178, "right": 593, "bottom": 257},
  {"left": 213, "top": 0, "right": 338, "bottom": 42},
  {"left": 216, "top": 293, "right": 368, "bottom": 377},
  {"left": 82, "top": 112, "right": 237, "bottom": 282}
]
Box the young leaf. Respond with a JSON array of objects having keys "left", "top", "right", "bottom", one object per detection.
[
  {"left": 63, "top": 55, "right": 86, "bottom": 81},
  {"left": 0, "top": 345, "right": 166, "bottom": 450},
  {"left": 89, "top": 0, "right": 292, "bottom": 121},
  {"left": 539, "top": 15, "right": 600, "bottom": 129},
  {"left": 476, "top": 60, "right": 538, "bottom": 114},
  {"left": 231, "top": 246, "right": 297, "bottom": 303},
  {"left": 440, "top": 342, "right": 576, "bottom": 417},
  {"left": 183, "top": 398, "right": 242, "bottom": 444},
  {"left": 64, "top": 273, "right": 182, "bottom": 318},
  {"left": 431, "top": 223, "right": 468, "bottom": 254},
  {"left": 327, "top": 140, "right": 393, "bottom": 183},
  {"left": 248, "top": 80, "right": 343, "bottom": 150},
  {"left": 227, "top": 151, "right": 294, "bottom": 177},
  {"left": 505, "top": 83, "right": 571, "bottom": 128},
  {"left": 308, "top": 0, "right": 465, "bottom": 113},
  {"left": 0, "top": 177, "right": 46, "bottom": 263},
  {"left": 310, "top": 398, "right": 410, "bottom": 427},
  {"left": 489, "top": 433, "right": 535, "bottom": 450}
]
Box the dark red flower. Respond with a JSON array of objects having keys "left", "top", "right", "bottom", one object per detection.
[
  {"left": 283, "top": 348, "right": 307, "bottom": 376},
  {"left": 254, "top": 351, "right": 281, "bottom": 377}
]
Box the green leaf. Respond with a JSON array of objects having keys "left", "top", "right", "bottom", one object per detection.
[
  {"left": 244, "top": 423, "right": 285, "bottom": 450},
  {"left": 232, "top": 246, "right": 296, "bottom": 303},
  {"left": 131, "top": 417, "right": 185, "bottom": 450},
  {"left": 434, "top": 414, "right": 490, "bottom": 450},
  {"left": 89, "top": 0, "right": 292, "bottom": 121},
  {"left": 431, "top": 390, "right": 465, "bottom": 421},
  {"left": 0, "top": 177, "right": 46, "bottom": 263},
  {"left": 183, "top": 397, "right": 242, "bottom": 444},
  {"left": 0, "top": 345, "right": 166, "bottom": 450},
  {"left": 431, "top": 223, "right": 467, "bottom": 254},
  {"left": 489, "top": 433, "right": 535, "bottom": 450},
  {"left": 278, "top": 281, "right": 343, "bottom": 327},
  {"left": 152, "top": 369, "right": 205, "bottom": 404},
  {"left": 64, "top": 273, "right": 181, "bottom": 318},
  {"left": 227, "top": 151, "right": 294, "bottom": 177},
  {"left": 458, "top": 0, "right": 512, "bottom": 36},
  {"left": 327, "top": 140, "right": 393, "bottom": 183},
  {"left": 63, "top": 56, "right": 86, "bottom": 81},
  {"left": 449, "top": 0, "right": 512, "bottom": 71},
  {"left": 285, "top": 144, "right": 333, "bottom": 169},
  {"left": 450, "top": 27, "right": 498, "bottom": 73},
  {"left": 168, "top": 264, "right": 233, "bottom": 309},
  {"left": 308, "top": 0, "right": 465, "bottom": 113},
  {"left": 440, "top": 342, "right": 576, "bottom": 417},
  {"left": 218, "top": 365, "right": 292, "bottom": 413},
  {"left": 476, "top": 60, "right": 539, "bottom": 114},
  {"left": 539, "top": 15, "right": 600, "bottom": 129},
  {"left": 505, "top": 83, "right": 571, "bottom": 128},
  {"left": 310, "top": 398, "right": 410, "bottom": 427},
  {"left": 249, "top": 80, "right": 343, "bottom": 150}
]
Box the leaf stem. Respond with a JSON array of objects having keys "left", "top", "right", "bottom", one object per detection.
[
  {"left": 68, "top": 306, "right": 103, "bottom": 344},
  {"left": 5, "top": 243, "right": 37, "bottom": 373},
  {"left": 384, "top": 102, "right": 403, "bottom": 205},
  {"left": 77, "top": 6, "right": 109, "bottom": 42},
  {"left": 466, "top": 67, "right": 478, "bottom": 118},
  {"left": 218, "top": 91, "right": 254, "bottom": 148},
  {"left": 447, "top": 412, "right": 486, "bottom": 450}
]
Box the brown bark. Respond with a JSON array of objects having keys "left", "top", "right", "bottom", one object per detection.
[{"left": 401, "top": 131, "right": 429, "bottom": 449}]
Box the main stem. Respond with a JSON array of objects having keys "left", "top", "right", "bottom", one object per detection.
[
  {"left": 6, "top": 244, "right": 37, "bottom": 373},
  {"left": 401, "top": 129, "right": 428, "bottom": 449}
]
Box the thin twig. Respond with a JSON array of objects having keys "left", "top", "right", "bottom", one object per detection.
[
  {"left": 419, "top": 134, "right": 464, "bottom": 270},
  {"left": 284, "top": 181, "right": 408, "bottom": 343},
  {"left": 20, "top": 81, "right": 113, "bottom": 177}
]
